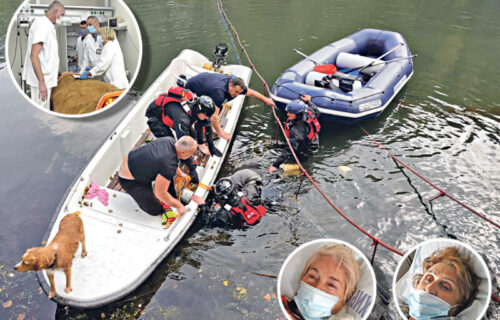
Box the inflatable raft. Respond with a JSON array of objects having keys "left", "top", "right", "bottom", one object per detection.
[
  {"left": 36, "top": 49, "right": 252, "bottom": 308},
  {"left": 271, "top": 28, "right": 414, "bottom": 123}
]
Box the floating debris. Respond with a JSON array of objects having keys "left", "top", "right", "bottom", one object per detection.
[
  {"left": 2, "top": 300, "right": 12, "bottom": 308},
  {"left": 264, "top": 293, "right": 272, "bottom": 302},
  {"left": 16, "top": 313, "right": 25, "bottom": 320},
  {"left": 233, "top": 286, "right": 247, "bottom": 300},
  {"left": 280, "top": 163, "right": 300, "bottom": 175},
  {"left": 223, "top": 280, "right": 228, "bottom": 287},
  {"left": 338, "top": 165, "right": 352, "bottom": 178}
]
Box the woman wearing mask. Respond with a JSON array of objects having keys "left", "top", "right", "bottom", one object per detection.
[
  {"left": 281, "top": 245, "right": 361, "bottom": 320},
  {"left": 79, "top": 27, "right": 128, "bottom": 89},
  {"left": 404, "top": 247, "right": 479, "bottom": 320}
]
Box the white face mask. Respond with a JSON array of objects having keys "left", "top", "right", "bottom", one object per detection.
[
  {"left": 294, "top": 281, "right": 343, "bottom": 320},
  {"left": 408, "top": 289, "right": 458, "bottom": 320}
]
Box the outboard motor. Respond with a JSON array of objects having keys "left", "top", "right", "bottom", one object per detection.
[{"left": 212, "top": 43, "right": 229, "bottom": 71}]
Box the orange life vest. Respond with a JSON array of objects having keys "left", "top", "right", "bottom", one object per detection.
[
  {"left": 229, "top": 195, "right": 266, "bottom": 225},
  {"left": 284, "top": 109, "right": 321, "bottom": 142},
  {"left": 154, "top": 87, "right": 194, "bottom": 128}
]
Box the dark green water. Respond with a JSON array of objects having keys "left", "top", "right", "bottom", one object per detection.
[{"left": 0, "top": 0, "right": 499, "bottom": 319}]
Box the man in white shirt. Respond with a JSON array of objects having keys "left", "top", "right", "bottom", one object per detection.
[
  {"left": 22, "top": 1, "right": 65, "bottom": 110},
  {"left": 80, "top": 16, "right": 102, "bottom": 71},
  {"left": 75, "top": 20, "right": 87, "bottom": 72}
]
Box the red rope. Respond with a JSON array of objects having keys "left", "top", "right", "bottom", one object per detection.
[
  {"left": 216, "top": 0, "right": 403, "bottom": 257},
  {"left": 361, "top": 127, "right": 500, "bottom": 229}
]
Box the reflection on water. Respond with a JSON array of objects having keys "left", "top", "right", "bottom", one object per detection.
[{"left": 0, "top": 0, "right": 499, "bottom": 319}]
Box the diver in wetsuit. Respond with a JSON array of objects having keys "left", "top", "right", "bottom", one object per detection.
[
  {"left": 269, "top": 95, "right": 321, "bottom": 173},
  {"left": 193, "top": 169, "right": 266, "bottom": 227}
]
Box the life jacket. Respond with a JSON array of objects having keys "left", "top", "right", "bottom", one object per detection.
[
  {"left": 228, "top": 195, "right": 266, "bottom": 225},
  {"left": 154, "top": 86, "right": 193, "bottom": 128},
  {"left": 284, "top": 108, "right": 321, "bottom": 142}
]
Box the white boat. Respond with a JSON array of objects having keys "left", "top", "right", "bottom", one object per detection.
[{"left": 36, "top": 49, "right": 252, "bottom": 308}]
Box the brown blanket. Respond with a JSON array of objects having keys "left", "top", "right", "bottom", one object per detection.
[{"left": 51, "top": 75, "right": 120, "bottom": 115}]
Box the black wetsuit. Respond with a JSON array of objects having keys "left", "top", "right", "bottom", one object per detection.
[
  {"left": 146, "top": 100, "right": 221, "bottom": 157},
  {"left": 199, "top": 169, "right": 263, "bottom": 227},
  {"left": 272, "top": 102, "right": 320, "bottom": 168},
  {"left": 118, "top": 137, "right": 189, "bottom": 216}
]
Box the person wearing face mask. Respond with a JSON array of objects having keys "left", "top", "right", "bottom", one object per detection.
[
  {"left": 80, "top": 15, "right": 102, "bottom": 72},
  {"left": 75, "top": 20, "right": 87, "bottom": 73},
  {"left": 281, "top": 244, "right": 361, "bottom": 320},
  {"left": 404, "top": 247, "right": 479, "bottom": 320},
  {"left": 78, "top": 27, "right": 128, "bottom": 89},
  {"left": 22, "top": 1, "right": 65, "bottom": 109},
  {"left": 185, "top": 73, "right": 275, "bottom": 141}
]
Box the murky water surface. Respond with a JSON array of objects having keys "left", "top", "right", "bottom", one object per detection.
[{"left": 0, "top": 0, "right": 498, "bottom": 319}]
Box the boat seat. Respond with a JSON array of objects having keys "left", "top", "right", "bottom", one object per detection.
[{"left": 81, "top": 185, "right": 166, "bottom": 230}]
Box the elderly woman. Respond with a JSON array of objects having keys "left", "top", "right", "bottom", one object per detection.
[
  {"left": 406, "top": 246, "right": 479, "bottom": 320},
  {"left": 281, "top": 244, "right": 361, "bottom": 320},
  {"left": 79, "top": 27, "right": 129, "bottom": 89}
]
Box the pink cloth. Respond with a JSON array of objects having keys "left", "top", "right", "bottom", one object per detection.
[{"left": 84, "top": 182, "right": 109, "bottom": 206}]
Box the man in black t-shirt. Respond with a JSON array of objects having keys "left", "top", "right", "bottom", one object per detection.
[
  {"left": 118, "top": 136, "right": 197, "bottom": 217},
  {"left": 185, "top": 72, "right": 275, "bottom": 141}
]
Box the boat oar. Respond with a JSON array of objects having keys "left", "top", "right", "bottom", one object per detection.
[
  {"left": 357, "top": 43, "right": 404, "bottom": 73},
  {"left": 343, "top": 42, "right": 404, "bottom": 74},
  {"left": 293, "top": 49, "right": 337, "bottom": 75}
]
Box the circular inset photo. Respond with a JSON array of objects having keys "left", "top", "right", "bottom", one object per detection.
[
  {"left": 278, "top": 239, "right": 377, "bottom": 320},
  {"left": 6, "top": 0, "right": 142, "bottom": 117},
  {"left": 393, "top": 238, "right": 492, "bottom": 320}
]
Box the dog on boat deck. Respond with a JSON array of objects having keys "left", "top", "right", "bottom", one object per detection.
[{"left": 14, "top": 212, "right": 87, "bottom": 298}]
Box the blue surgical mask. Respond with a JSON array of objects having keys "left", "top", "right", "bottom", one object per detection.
[
  {"left": 408, "top": 289, "right": 457, "bottom": 320},
  {"left": 88, "top": 25, "right": 96, "bottom": 34},
  {"left": 80, "top": 29, "right": 86, "bottom": 36},
  {"left": 97, "top": 35, "right": 103, "bottom": 45},
  {"left": 294, "top": 281, "right": 342, "bottom": 320}
]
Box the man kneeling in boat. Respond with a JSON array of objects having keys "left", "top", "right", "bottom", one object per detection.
[
  {"left": 269, "top": 95, "right": 321, "bottom": 173},
  {"left": 145, "top": 87, "right": 223, "bottom": 157},
  {"left": 185, "top": 73, "right": 275, "bottom": 141},
  {"left": 118, "top": 136, "right": 197, "bottom": 223},
  {"left": 192, "top": 169, "right": 266, "bottom": 227}
]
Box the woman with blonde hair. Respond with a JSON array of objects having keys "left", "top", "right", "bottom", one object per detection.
[
  {"left": 406, "top": 246, "right": 479, "bottom": 319},
  {"left": 281, "top": 244, "right": 361, "bottom": 320},
  {"left": 79, "top": 26, "right": 129, "bottom": 89}
]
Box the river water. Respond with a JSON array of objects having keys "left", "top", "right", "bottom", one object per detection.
[{"left": 0, "top": 0, "right": 499, "bottom": 319}]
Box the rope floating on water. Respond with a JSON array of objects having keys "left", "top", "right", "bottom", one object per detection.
[
  {"left": 360, "top": 127, "right": 500, "bottom": 230},
  {"left": 216, "top": 0, "right": 241, "bottom": 65}
]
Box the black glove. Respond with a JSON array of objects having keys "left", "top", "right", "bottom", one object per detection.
[
  {"left": 190, "top": 170, "right": 199, "bottom": 185},
  {"left": 209, "top": 146, "right": 223, "bottom": 157}
]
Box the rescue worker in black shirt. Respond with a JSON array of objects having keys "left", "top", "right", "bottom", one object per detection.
[
  {"left": 269, "top": 95, "right": 321, "bottom": 173},
  {"left": 118, "top": 136, "right": 197, "bottom": 220},
  {"left": 192, "top": 169, "right": 266, "bottom": 227},
  {"left": 185, "top": 73, "right": 275, "bottom": 141},
  {"left": 145, "top": 86, "right": 223, "bottom": 157}
]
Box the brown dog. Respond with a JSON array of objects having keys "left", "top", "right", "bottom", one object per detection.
[{"left": 15, "top": 212, "right": 87, "bottom": 298}]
